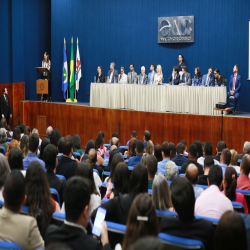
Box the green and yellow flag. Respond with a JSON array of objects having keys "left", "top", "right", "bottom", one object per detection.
[{"left": 69, "top": 37, "right": 75, "bottom": 101}]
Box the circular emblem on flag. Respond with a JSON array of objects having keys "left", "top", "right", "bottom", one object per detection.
[{"left": 40, "top": 83, "right": 44, "bottom": 90}]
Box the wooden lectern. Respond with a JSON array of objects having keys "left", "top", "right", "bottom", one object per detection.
[{"left": 35, "top": 67, "right": 49, "bottom": 95}]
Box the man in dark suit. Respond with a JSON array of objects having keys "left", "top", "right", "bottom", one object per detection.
[
  {"left": 172, "top": 142, "right": 188, "bottom": 167},
  {"left": 202, "top": 67, "right": 214, "bottom": 86},
  {"left": 56, "top": 136, "right": 79, "bottom": 180},
  {"left": 45, "top": 177, "right": 111, "bottom": 250},
  {"left": 1, "top": 87, "right": 12, "bottom": 125},
  {"left": 168, "top": 66, "right": 180, "bottom": 85},
  {"left": 107, "top": 62, "right": 118, "bottom": 83},
  {"left": 213, "top": 141, "right": 226, "bottom": 162},
  {"left": 179, "top": 66, "right": 191, "bottom": 85},
  {"left": 96, "top": 66, "right": 105, "bottom": 83},
  {"left": 160, "top": 177, "right": 214, "bottom": 250},
  {"left": 227, "top": 64, "right": 241, "bottom": 114},
  {"left": 127, "top": 63, "right": 138, "bottom": 84}
]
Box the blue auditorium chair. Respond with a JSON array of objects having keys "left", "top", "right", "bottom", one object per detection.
[
  {"left": 0, "top": 200, "right": 3, "bottom": 208},
  {"left": 0, "top": 146, "right": 6, "bottom": 155},
  {"left": 231, "top": 201, "right": 245, "bottom": 213},
  {"left": 55, "top": 174, "right": 66, "bottom": 182},
  {"left": 0, "top": 241, "right": 21, "bottom": 250},
  {"left": 106, "top": 221, "right": 126, "bottom": 234},
  {"left": 236, "top": 189, "right": 250, "bottom": 214},
  {"left": 93, "top": 169, "right": 100, "bottom": 176},
  {"left": 50, "top": 188, "right": 61, "bottom": 207}
]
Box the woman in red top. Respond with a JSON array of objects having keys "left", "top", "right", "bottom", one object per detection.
[{"left": 222, "top": 167, "right": 248, "bottom": 213}]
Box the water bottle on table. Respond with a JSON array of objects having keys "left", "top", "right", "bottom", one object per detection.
[
  {"left": 94, "top": 76, "right": 96, "bottom": 83},
  {"left": 192, "top": 79, "right": 194, "bottom": 86}
]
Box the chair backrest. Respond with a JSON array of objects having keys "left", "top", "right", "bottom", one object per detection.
[
  {"left": 106, "top": 221, "right": 126, "bottom": 234},
  {"left": 51, "top": 212, "right": 66, "bottom": 227},
  {"left": 0, "top": 146, "right": 6, "bottom": 155},
  {"left": 231, "top": 201, "right": 245, "bottom": 213},
  {"left": 50, "top": 188, "right": 61, "bottom": 207},
  {"left": 0, "top": 241, "right": 21, "bottom": 250},
  {"left": 73, "top": 152, "right": 81, "bottom": 160},
  {"left": 0, "top": 200, "right": 3, "bottom": 208},
  {"left": 158, "top": 233, "right": 205, "bottom": 250},
  {"left": 55, "top": 174, "right": 66, "bottom": 182},
  {"left": 93, "top": 169, "right": 100, "bottom": 176},
  {"left": 236, "top": 189, "right": 250, "bottom": 214}
]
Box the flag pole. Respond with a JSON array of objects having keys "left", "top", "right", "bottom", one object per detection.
[
  {"left": 64, "top": 37, "right": 68, "bottom": 99},
  {"left": 75, "top": 37, "right": 78, "bottom": 100}
]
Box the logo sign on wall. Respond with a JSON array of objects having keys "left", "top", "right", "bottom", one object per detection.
[{"left": 158, "top": 16, "right": 194, "bottom": 43}]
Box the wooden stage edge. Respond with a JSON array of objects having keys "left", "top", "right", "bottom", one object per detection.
[{"left": 20, "top": 100, "right": 250, "bottom": 155}]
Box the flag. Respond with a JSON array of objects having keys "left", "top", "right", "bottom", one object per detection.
[
  {"left": 75, "top": 39, "right": 81, "bottom": 92},
  {"left": 62, "top": 39, "right": 68, "bottom": 101},
  {"left": 69, "top": 37, "right": 75, "bottom": 101}
]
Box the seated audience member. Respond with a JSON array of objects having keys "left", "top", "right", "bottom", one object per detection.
[
  {"left": 96, "top": 65, "right": 105, "bottom": 83},
  {"left": 143, "top": 130, "right": 151, "bottom": 148},
  {"left": 8, "top": 147, "right": 24, "bottom": 173},
  {"left": 145, "top": 140, "right": 154, "bottom": 155},
  {"left": 194, "top": 140, "right": 203, "bottom": 158},
  {"left": 84, "top": 140, "right": 104, "bottom": 166},
  {"left": 192, "top": 67, "right": 202, "bottom": 86},
  {"left": 185, "top": 164, "right": 204, "bottom": 198},
  {"left": 181, "top": 144, "right": 203, "bottom": 175},
  {"left": 19, "top": 124, "right": 26, "bottom": 136},
  {"left": 165, "top": 161, "right": 178, "bottom": 181},
  {"left": 141, "top": 153, "right": 150, "bottom": 166},
  {"left": 88, "top": 148, "right": 103, "bottom": 177},
  {"left": 24, "top": 125, "right": 31, "bottom": 136},
  {"left": 46, "top": 126, "right": 53, "bottom": 139},
  {"left": 222, "top": 166, "right": 248, "bottom": 213},
  {"left": 13, "top": 126, "right": 21, "bottom": 142},
  {"left": 146, "top": 155, "right": 158, "bottom": 189},
  {"left": 0, "top": 170, "right": 44, "bottom": 249},
  {"left": 213, "top": 68, "right": 226, "bottom": 86},
  {"left": 127, "top": 236, "right": 165, "bottom": 250},
  {"left": 160, "top": 177, "right": 214, "bottom": 250},
  {"left": 152, "top": 173, "right": 173, "bottom": 211},
  {"left": 168, "top": 66, "right": 180, "bottom": 85},
  {"left": 195, "top": 165, "right": 233, "bottom": 219},
  {"left": 239, "top": 214, "right": 250, "bottom": 249},
  {"left": 45, "top": 177, "right": 111, "bottom": 250},
  {"left": 95, "top": 131, "right": 106, "bottom": 157},
  {"left": 214, "top": 211, "right": 247, "bottom": 250},
  {"left": 20, "top": 134, "right": 29, "bottom": 158},
  {"left": 91, "top": 163, "right": 148, "bottom": 248},
  {"left": 197, "top": 141, "right": 219, "bottom": 166},
  {"left": 6, "top": 139, "right": 20, "bottom": 161},
  {"left": 213, "top": 141, "right": 226, "bottom": 162},
  {"left": 118, "top": 65, "right": 127, "bottom": 84},
  {"left": 169, "top": 142, "right": 176, "bottom": 160},
  {"left": 72, "top": 134, "right": 83, "bottom": 156},
  {"left": 237, "top": 154, "right": 250, "bottom": 190},
  {"left": 0, "top": 128, "right": 8, "bottom": 151},
  {"left": 181, "top": 139, "right": 188, "bottom": 155},
  {"left": 25, "top": 162, "right": 60, "bottom": 237},
  {"left": 154, "top": 143, "right": 162, "bottom": 162},
  {"left": 172, "top": 142, "right": 188, "bottom": 166},
  {"left": 104, "top": 137, "right": 121, "bottom": 158},
  {"left": 108, "top": 132, "right": 121, "bottom": 146},
  {"left": 230, "top": 149, "right": 240, "bottom": 173},
  {"left": 32, "top": 128, "right": 42, "bottom": 147},
  {"left": 125, "top": 138, "right": 137, "bottom": 157},
  {"left": 104, "top": 148, "right": 119, "bottom": 171},
  {"left": 179, "top": 66, "right": 191, "bottom": 85},
  {"left": 238, "top": 141, "right": 250, "bottom": 159},
  {"left": 56, "top": 135, "right": 78, "bottom": 180},
  {"left": 138, "top": 66, "right": 148, "bottom": 84},
  {"left": 219, "top": 148, "right": 231, "bottom": 175},
  {"left": 122, "top": 194, "right": 159, "bottom": 250},
  {"left": 153, "top": 64, "right": 163, "bottom": 84},
  {"left": 0, "top": 154, "right": 10, "bottom": 202},
  {"left": 44, "top": 144, "right": 65, "bottom": 205},
  {"left": 197, "top": 156, "right": 214, "bottom": 185},
  {"left": 39, "top": 138, "right": 50, "bottom": 161},
  {"left": 157, "top": 142, "right": 170, "bottom": 172},
  {"left": 23, "top": 133, "right": 46, "bottom": 171},
  {"left": 128, "top": 140, "right": 144, "bottom": 166},
  {"left": 50, "top": 128, "right": 61, "bottom": 147},
  {"left": 126, "top": 131, "right": 137, "bottom": 146},
  {"left": 202, "top": 67, "right": 214, "bottom": 86}
]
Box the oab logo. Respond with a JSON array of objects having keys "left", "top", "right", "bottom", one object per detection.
[{"left": 158, "top": 16, "right": 194, "bottom": 43}]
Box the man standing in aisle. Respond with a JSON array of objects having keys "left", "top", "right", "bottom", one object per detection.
[
  {"left": 1, "top": 88, "right": 12, "bottom": 125},
  {"left": 107, "top": 62, "right": 118, "bottom": 83},
  {"left": 227, "top": 65, "right": 241, "bottom": 114},
  {"left": 127, "top": 63, "right": 137, "bottom": 84}
]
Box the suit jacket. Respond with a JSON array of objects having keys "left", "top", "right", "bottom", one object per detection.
[
  {"left": 213, "top": 153, "right": 221, "bottom": 162},
  {"left": 179, "top": 72, "right": 191, "bottom": 85},
  {"left": 212, "top": 75, "right": 226, "bottom": 86},
  {"left": 127, "top": 71, "right": 138, "bottom": 84},
  {"left": 95, "top": 72, "right": 105, "bottom": 83},
  {"left": 0, "top": 207, "right": 44, "bottom": 250},
  {"left": 107, "top": 69, "right": 118, "bottom": 83},
  {"left": 202, "top": 74, "right": 213, "bottom": 86},
  {"left": 127, "top": 155, "right": 142, "bottom": 166},
  {"left": 168, "top": 74, "right": 180, "bottom": 85},
  {"left": 228, "top": 74, "right": 241, "bottom": 94},
  {"left": 137, "top": 74, "right": 148, "bottom": 84},
  {"left": 45, "top": 223, "right": 111, "bottom": 250},
  {"left": 171, "top": 154, "right": 188, "bottom": 167},
  {"left": 147, "top": 71, "right": 156, "bottom": 84},
  {"left": 160, "top": 215, "right": 214, "bottom": 250},
  {"left": 56, "top": 156, "right": 78, "bottom": 180},
  {"left": 1, "top": 95, "right": 11, "bottom": 117}
]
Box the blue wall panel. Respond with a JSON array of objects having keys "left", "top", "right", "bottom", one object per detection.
[{"left": 51, "top": 0, "right": 250, "bottom": 112}]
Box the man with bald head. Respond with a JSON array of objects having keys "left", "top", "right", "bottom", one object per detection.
[
  {"left": 185, "top": 163, "right": 204, "bottom": 197},
  {"left": 237, "top": 154, "right": 250, "bottom": 190}
]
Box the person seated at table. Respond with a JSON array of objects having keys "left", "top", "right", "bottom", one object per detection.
[
  {"left": 127, "top": 63, "right": 137, "bottom": 84},
  {"left": 137, "top": 66, "right": 148, "bottom": 84},
  {"left": 107, "top": 62, "right": 118, "bottom": 83},
  {"left": 153, "top": 65, "right": 163, "bottom": 85},
  {"left": 179, "top": 66, "right": 191, "bottom": 85},
  {"left": 147, "top": 64, "right": 156, "bottom": 84},
  {"left": 95, "top": 66, "right": 105, "bottom": 83},
  {"left": 193, "top": 67, "right": 202, "bottom": 86},
  {"left": 176, "top": 54, "right": 186, "bottom": 72},
  {"left": 168, "top": 66, "right": 180, "bottom": 85},
  {"left": 202, "top": 67, "right": 214, "bottom": 86},
  {"left": 213, "top": 68, "right": 226, "bottom": 86},
  {"left": 118, "top": 65, "right": 127, "bottom": 83}
]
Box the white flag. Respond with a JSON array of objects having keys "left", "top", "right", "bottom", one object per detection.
[{"left": 75, "top": 42, "right": 81, "bottom": 92}]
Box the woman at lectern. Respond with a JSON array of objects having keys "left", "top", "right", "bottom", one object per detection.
[{"left": 41, "top": 52, "right": 51, "bottom": 101}]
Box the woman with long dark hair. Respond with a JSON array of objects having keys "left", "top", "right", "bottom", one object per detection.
[
  {"left": 193, "top": 67, "right": 202, "bottom": 86},
  {"left": 95, "top": 131, "right": 106, "bottom": 157},
  {"left": 73, "top": 134, "right": 82, "bottom": 156},
  {"left": 20, "top": 135, "right": 29, "bottom": 158},
  {"left": 39, "top": 138, "right": 50, "bottom": 161},
  {"left": 41, "top": 52, "right": 51, "bottom": 101}
]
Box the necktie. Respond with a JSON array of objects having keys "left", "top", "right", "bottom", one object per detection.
[
  {"left": 131, "top": 73, "right": 132, "bottom": 83},
  {"left": 206, "top": 76, "right": 209, "bottom": 86},
  {"left": 232, "top": 76, "right": 236, "bottom": 91}
]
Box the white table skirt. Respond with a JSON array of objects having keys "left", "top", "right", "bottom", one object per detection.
[{"left": 90, "top": 83, "right": 227, "bottom": 115}]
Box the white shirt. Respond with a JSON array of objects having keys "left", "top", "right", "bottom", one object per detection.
[
  {"left": 94, "top": 172, "right": 102, "bottom": 194},
  {"left": 42, "top": 60, "right": 51, "bottom": 76},
  {"left": 118, "top": 73, "right": 127, "bottom": 84},
  {"left": 197, "top": 157, "right": 219, "bottom": 166}
]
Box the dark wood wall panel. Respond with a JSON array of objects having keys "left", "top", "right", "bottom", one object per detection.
[{"left": 20, "top": 101, "right": 250, "bottom": 155}]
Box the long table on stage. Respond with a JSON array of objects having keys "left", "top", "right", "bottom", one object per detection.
[{"left": 90, "top": 83, "right": 227, "bottom": 115}]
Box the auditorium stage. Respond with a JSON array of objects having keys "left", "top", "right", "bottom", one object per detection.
[{"left": 20, "top": 100, "right": 250, "bottom": 154}]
